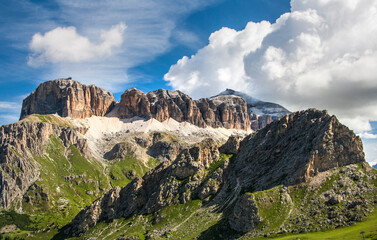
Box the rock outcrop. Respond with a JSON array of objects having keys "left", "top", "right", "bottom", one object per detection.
[
  {"left": 230, "top": 109, "right": 365, "bottom": 192},
  {"left": 219, "top": 135, "right": 243, "bottom": 154},
  {"left": 104, "top": 142, "right": 137, "bottom": 160},
  {"left": 0, "top": 117, "right": 89, "bottom": 209},
  {"left": 108, "top": 88, "right": 251, "bottom": 131},
  {"left": 20, "top": 78, "right": 116, "bottom": 120},
  {"left": 228, "top": 194, "right": 262, "bottom": 232},
  {"left": 65, "top": 138, "right": 223, "bottom": 236}
]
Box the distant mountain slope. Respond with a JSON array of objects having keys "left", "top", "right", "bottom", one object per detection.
[
  {"left": 214, "top": 89, "right": 291, "bottom": 130},
  {"left": 215, "top": 88, "right": 290, "bottom": 118},
  {"left": 1, "top": 79, "right": 254, "bottom": 238},
  {"left": 373, "top": 164, "right": 377, "bottom": 169}
]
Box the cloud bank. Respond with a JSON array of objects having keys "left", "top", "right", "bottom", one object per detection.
[
  {"left": 165, "top": 0, "right": 377, "bottom": 133},
  {"left": 28, "top": 23, "right": 126, "bottom": 65}
]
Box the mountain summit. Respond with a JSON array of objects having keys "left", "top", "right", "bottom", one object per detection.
[{"left": 20, "top": 78, "right": 116, "bottom": 120}]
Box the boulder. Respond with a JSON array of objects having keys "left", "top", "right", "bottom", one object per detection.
[{"left": 228, "top": 194, "right": 262, "bottom": 232}]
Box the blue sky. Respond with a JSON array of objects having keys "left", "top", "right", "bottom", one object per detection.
[{"left": 0, "top": 0, "right": 377, "bottom": 165}]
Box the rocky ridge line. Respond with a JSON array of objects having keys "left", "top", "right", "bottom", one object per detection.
[
  {"left": 21, "top": 80, "right": 253, "bottom": 131},
  {"left": 108, "top": 88, "right": 251, "bottom": 131}
]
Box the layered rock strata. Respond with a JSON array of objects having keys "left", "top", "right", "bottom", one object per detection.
[
  {"left": 216, "top": 89, "right": 291, "bottom": 130},
  {"left": 108, "top": 88, "right": 251, "bottom": 131},
  {"left": 231, "top": 109, "right": 365, "bottom": 192},
  {"left": 20, "top": 78, "right": 116, "bottom": 119}
]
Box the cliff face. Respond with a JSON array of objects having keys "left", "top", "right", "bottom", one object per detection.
[
  {"left": 231, "top": 109, "right": 365, "bottom": 191},
  {"left": 20, "top": 79, "right": 116, "bottom": 120},
  {"left": 0, "top": 117, "right": 89, "bottom": 209},
  {"left": 108, "top": 88, "right": 251, "bottom": 131},
  {"left": 21, "top": 80, "right": 252, "bottom": 131}
]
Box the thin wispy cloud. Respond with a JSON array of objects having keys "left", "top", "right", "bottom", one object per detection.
[
  {"left": 0, "top": 101, "right": 22, "bottom": 125},
  {"left": 0, "top": 101, "right": 21, "bottom": 110},
  {"left": 358, "top": 133, "right": 377, "bottom": 140},
  {"left": 20, "top": 0, "right": 221, "bottom": 91}
]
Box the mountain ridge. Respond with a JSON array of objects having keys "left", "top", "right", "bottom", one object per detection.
[
  {"left": 0, "top": 79, "right": 376, "bottom": 239},
  {"left": 20, "top": 79, "right": 292, "bottom": 132}
]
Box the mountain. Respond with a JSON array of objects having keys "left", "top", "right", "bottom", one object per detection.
[
  {"left": 0, "top": 79, "right": 251, "bottom": 238},
  {"left": 62, "top": 109, "right": 376, "bottom": 240},
  {"left": 373, "top": 164, "right": 377, "bottom": 169},
  {"left": 215, "top": 89, "right": 291, "bottom": 130},
  {"left": 0, "top": 79, "right": 376, "bottom": 240}
]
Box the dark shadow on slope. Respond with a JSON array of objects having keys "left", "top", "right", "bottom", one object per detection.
[
  {"left": 51, "top": 225, "right": 69, "bottom": 240},
  {"left": 197, "top": 218, "right": 242, "bottom": 240}
]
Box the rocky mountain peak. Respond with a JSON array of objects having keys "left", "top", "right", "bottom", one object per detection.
[
  {"left": 232, "top": 108, "right": 365, "bottom": 191},
  {"left": 20, "top": 78, "right": 116, "bottom": 120}
]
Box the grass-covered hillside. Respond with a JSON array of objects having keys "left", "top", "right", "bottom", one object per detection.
[
  {"left": 0, "top": 115, "right": 166, "bottom": 239},
  {"left": 47, "top": 164, "right": 377, "bottom": 240}
]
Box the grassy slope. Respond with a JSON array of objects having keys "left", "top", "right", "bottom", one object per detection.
[
  {"left": 62, "top": 154, "right": 234, "bottom": 240},
  {"left": 252, "top": 208, "right": 377, "bottom": 240},
  {"left": 0, "top": 129, "right": 160, "bottom": 239},
  {"left": 70, "top": 163, "right": 377, "bottom": 240},
  {"left": 64, "top": 200, "right": 222, "bottom": 240}
]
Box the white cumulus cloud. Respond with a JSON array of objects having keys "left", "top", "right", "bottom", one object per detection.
[
  {"left": 165, "top": 0, "right": 377, "bottom": 129},
  {"left": 28, "top": 22, "right": 126, "bottom": 66},
  {"left": 164, "top": 21, "right": 273, "bottom": 98}
]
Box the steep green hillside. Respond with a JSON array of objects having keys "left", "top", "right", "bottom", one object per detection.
[
  {"left": 46, "top": 163, "right": 377, "bottom": 240},
  {"left": 0, "top": 121, "right": 161, "bottom": 239}
]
